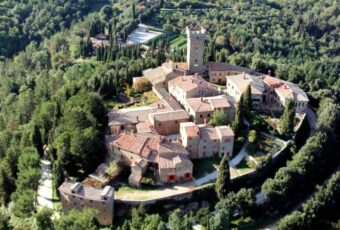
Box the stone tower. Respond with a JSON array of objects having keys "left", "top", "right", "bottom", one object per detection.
[{"left": 186, "top": 26, "right": 206, "bottom": 75}]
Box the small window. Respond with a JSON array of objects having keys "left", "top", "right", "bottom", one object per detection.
[
  {"left": 159, "top": 123, "right": 161, "bottom": 127},
  {"left": 200, "top": 114, "right": 203, "bottom": 118},
  {"left": 175, "top": 121, "right": 178, "bottom": 124}
]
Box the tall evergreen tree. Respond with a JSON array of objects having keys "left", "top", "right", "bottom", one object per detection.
[
  {"left": 131, "top": 1, "right": 136, "bottom": 19},
  {"left": 242, "top": 85, "right": 252, "bottom": 113},
  {"left": 233, "top": 97, "right": 244, "bottom": 134},
  {"left": 215, "top": 156, "right": 231, "bottom": 200},
  {"left": 30, "top": 123, "right": 44, "bottom": 157},
  {"left": 279, "top": 99, "right": 295, "bottom": 136}
]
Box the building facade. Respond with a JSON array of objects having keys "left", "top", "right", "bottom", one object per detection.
[
  {"left": 148, "top": 110, "right": 190, "bottom": 135},
  {"left": 111, "top": 133, "right": 193, "bottom": 185},
  {"left": 185, "top": 96, "right": 234, "bottom": 124},
  {"left": 59, "top": 182, "right": 114, "bottom": 226},
  {"left": 180, "top": 122, "right": 234, "bottom": 159},
  {"left": 186, "top": 26, "right": 206, "bottom": 75},
  {"left": 168, "top": 75, "right": 218, "bottom": 107}
]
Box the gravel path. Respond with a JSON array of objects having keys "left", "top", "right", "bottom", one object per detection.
[{"left": 37, "top": 158, "right": 53, "bottom": 209}]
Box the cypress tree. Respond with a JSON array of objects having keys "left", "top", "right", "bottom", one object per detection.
[
  {"left": 279, "top": 99, "right": 295, "bottom": 136},
  {"left": 131, "top": 1, "right": 136, "bottom": 19},
  {"left": 233, "top": 97, "right": 244, "bottom": 134},
  {"left": 215, "top": 156, "right": 231, "bottom": 200},
  {"left": 30, "top": 124, "right": 44, "bottom": 157},
  {"left": 242, "top": 85, "right": 252, "bottom": 112}
]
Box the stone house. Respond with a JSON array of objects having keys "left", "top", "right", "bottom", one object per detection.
[
  {"left": 226, "top": 73, "right": 266, "bottom": 110},
  {"left": 206, "top": 62, "right": 257, "bottom": 84},
  {"left": 148, "top": 110, "right": 190, "bottom": 135},
  {"left": 111, "top": 133, "right": 193, "bottom": 186},
  {"left": 108, "top": 102, "right": 171, "bottom": 134},
  {"left": 184, "top": 96, "right": 235, "bottom": 124},
  {"left": 168, "top": 75, "right": 219, "bottom": 107},
  {"left": 59, "top": 181, "right": 114, "bottom": 226},
  {"left": 180, "top": 122, "right": 234, "bottom": 159},
  {"left": 262, "top": 76, "right": 309, "bottom": 114}
]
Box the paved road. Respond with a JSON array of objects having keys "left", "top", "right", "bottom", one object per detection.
[{"left": 37, "top": 158, "right": 53, "bottom": 209}]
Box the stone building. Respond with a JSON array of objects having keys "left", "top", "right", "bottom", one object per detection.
[
  {"left": 185, "top": 96, "right": 235, "bottom": 124},
  {"left": 262, "top": 76, "right": 309, "bottom": 114},
  {"left": 108, "top": 102, "right": 171, "bottom": 134},
  {"left": 59, "top": 181, "right": 114, "bottom": 226},
  {"left": 148, "top": 110, "right": 190, "bottom": 135},
  {"left": 168, "top": 75, "right": 219, "bottom": 107},
  {"left": 206, "top": 62, "right": 257, "bottom": 84},
  {"left": 111, "top": 133, "right": 193, "bottom": 186},
  {"left": 226, "top": 73, "right": 266, "bottom": 110},
  {"left": 180, "top": 122, "right": 234, "bottom": 159},
  {"left": 186, "top": 26, "right": 206, "bottom": 75}
]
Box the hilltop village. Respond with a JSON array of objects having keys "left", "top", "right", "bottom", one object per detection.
[{"left": 58, "top": 26, "right": 308, "bottom": 225}]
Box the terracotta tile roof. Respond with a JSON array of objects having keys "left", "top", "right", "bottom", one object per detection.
[
  {"left": 108, "top": 101, "right": 171, "bottom": 126},
  {"left": 206, "top": 62, "right": 256, "bottom": 73},
  {"left": 157, "top": 156, "right": 174, "bottom": 169},
  {"left": 158, "top": 141, "right": 189, "bottom": 157},
  {"left": 168, "top": 75, "right": 212, "bottom": 93},
  {"left": 173, "top": 62, "right": 189, "bottom": 71},
  {"left": 186, "top": 96, "right": 231, "bottom": 113},
  {"left": 113, "top": 133, "right": 190, "bottom": 170},
  {"left": 209, "top": 98, "right": 231, "bottom": 109},
  {"left": 185, "top": 125, "right": 200, "bottom": 137},
  {"left": 136, "top": 120, "right": 153, "bottom": 133},
  {"left": 262, "top": 75, "right": 282, "bottom": 87},
  {"left": 149, "top": 110, "right": 189, "bottom": 122},
  {"left": 199, "top": 126, "right": 220, "bottom": 140},
  {"left": 261, "top": 75, "right": 308, "bottom": 102},
  {"left": 216, "top": 126, "right": 234, "bottom": 137},
  {"left": 186, "top": 98, "right": 212, "bottom": 112}
]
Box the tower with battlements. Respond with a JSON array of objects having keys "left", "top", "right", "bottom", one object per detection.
[{"left": 186, "top": 26, "right": 206, "bottom": 75}]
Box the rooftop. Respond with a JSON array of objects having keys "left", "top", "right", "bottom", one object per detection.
[
  {"left": 226, "top": 73, "right": 265, "bottom": 95},
  {"left": 181, "top": 122, "right": 234, "bottom": 139},
  {"left": 59, "top": 181, "right": 114, "bottom": 201},
  {"left": 168, "top": 75, "right": 213, "bottom": 93},
  {"left": 262, "top": 76, "right": 308, "bottom": 102},
  {"left": 108, "top": 101, "right": 172, "bottom": 126},
  {"left": 112, "top": 133, "right": 190, "bottom": 169},
  {"left": 186, "top": 96, "right": 231, "bottom": 113},
  {"left": 206, "top": 62, "right": 257, "bottom": 73},
  {"left": 149, "top": 110, "right": 190, "bottom": 122}
]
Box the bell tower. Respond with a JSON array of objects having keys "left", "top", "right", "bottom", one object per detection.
[{"left": 186, "top": 26, "right": 206, "bottom": 75}]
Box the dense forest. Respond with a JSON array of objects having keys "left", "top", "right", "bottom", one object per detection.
[{"left": 0, "top": 0, "right": 339, "bottom": 229}]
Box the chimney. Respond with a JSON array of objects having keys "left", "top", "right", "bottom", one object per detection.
[
  {"left": 268, "top": 69, "right": 272, "bottom": 76},
  {"left": 70, "top": 182, "right": 82, "bottom": 194},
  {"left": 136, "top": 116, "right": 139, "bottom": 122},
  {"left": 201, "top": 96, "right": 203, "bottom": 102},
  {"left": 157, "top": 104, "right": 160, "bottom": 109},
  {"left": 243, "top": 72, "right": 246, "bottom": 80}
]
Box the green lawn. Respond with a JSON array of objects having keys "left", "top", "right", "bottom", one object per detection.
[
  {"left": 170, "top": 36, "right": 187, "bottom": 48},
  {"left": 256, "top": 134, "right": 284, "bottom": 156},
  {"left": 192, "top": 157, "right": 221, "bottom": 178},
  {"left": 52, "top": 180, "right": 62, "bottom": 212},
  {"left": 236, "top": 160, "right": 255, "bottom": 175},
  {"left": 106, "top": 91, "right": 160, "bottom": 110}
]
